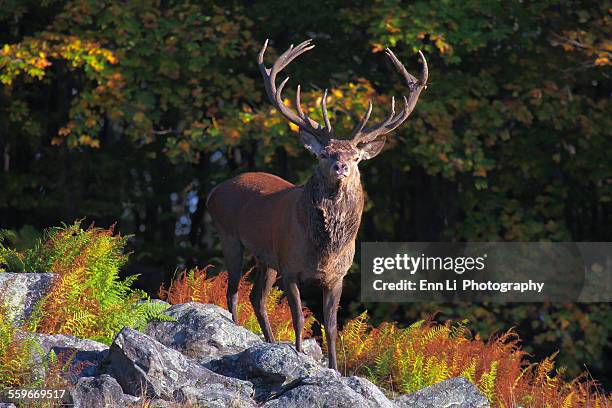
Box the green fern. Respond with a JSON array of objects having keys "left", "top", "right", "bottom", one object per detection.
[
  {"left": 2, "top": 221, "right": 172, "bottom": 345},
  {"left": 479, "top": 360, "right": 499, "bottom": 404}
]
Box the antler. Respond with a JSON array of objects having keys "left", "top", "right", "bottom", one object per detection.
[
  {"left": 350, "top": 48, "right": 428, "bottom": 145},
  {"left": 258, "top": 39, "right": 334, "bottom": 144}
]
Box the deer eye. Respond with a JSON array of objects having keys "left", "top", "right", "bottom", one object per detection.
[{"left": 353, "top": 157, "right": 360, "bottom": 162}]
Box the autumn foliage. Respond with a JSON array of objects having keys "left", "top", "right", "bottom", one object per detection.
[
  {"left": 160, "top": 267, "right": 610, "bottom": 407},
  {"left": 0, "top": 303, "right": 76, "bottom": 399},
  {"left": 335, "top": 313, "right": 610, "bottom": 408},
  {"left": 159, "top": 265, "right": 314, "bottom": 341},
  {"left": 0, "top": 221, "right": 170, "bottom": 345}
]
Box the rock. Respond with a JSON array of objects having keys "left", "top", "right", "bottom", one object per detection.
[
  {"left": 394, "top": 377, "right": 489, "bottom": 408},
  {"left": 263, "top": 369, "right": 395, "bottom": 408},
  {"left": 205, "top": 341, "right": 325, "bottom": 402},
  {"left": 302, "top": 338, "right": 324, "bottom": 362},
  {"left": 107, "top": 327, "right": 254, "bottom": 405},
  {"left": 343, "top": 376, "right": 396, "bottom": 408},
  {"left": 0, "top": 403, "right": 17, "bottom": 408},
  {"left": 70, "top": 375, "right": 139, "bottom": 408},
  {"left": 25, "top": 332, "right": 108, "bottom": 379},
  {"left": 240, "top": 342, "right": 323, "bottom": 385},
  {"left": 144, "top": 302, "right": 261, "bottom": 363},
  {"left": 0, "top": 272, "right": 54, "bottom": 324},
  {"left": 146, "top": 400, "right": 183, "bottom": 408},
  {"left": 175, "top": 385, "right": 256, "bottom": 408}
]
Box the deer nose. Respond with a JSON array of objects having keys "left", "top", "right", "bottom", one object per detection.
[{"left": 333, "top": 162, "right": 349, "bottom": 177}]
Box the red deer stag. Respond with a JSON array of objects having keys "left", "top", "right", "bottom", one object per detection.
[{"left": 207, "top": 39, "right": 427, "bottom": 370}]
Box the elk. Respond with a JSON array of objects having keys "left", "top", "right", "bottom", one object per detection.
[{"left": 207, "top": 39, "right": 427, "bottom": 370}]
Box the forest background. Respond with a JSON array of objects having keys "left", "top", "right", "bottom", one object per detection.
[{"left": 0, "top": 0, "right": 610, "bottom": 387}]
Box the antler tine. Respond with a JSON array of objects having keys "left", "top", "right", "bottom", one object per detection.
[
  {"left": 296, "top": 84, "right": 323, "bottom": 131},
  {"left": 351, "top": 100, "right": 373, "bottom": 137},
  {"left": 350, "top": 48, "right": 428, "bottom": 144},
  {"left": 258, "top": 39, "right": 333, "bottom": 143},
  {"left": 321, "top": 89, "right": 332, "bottom": 132}
]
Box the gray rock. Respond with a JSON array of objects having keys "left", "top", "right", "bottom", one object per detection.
[
  {"left": 0, "top": 404, "right": 17, "bottom": 408},
  {"left": 137, "top": 298, "right": 171, "bottom": 308},
  {"left": 176, "top": 385, "right": 256, "bottom": 408},
  {"left": 25, "top": 332, "right": 108, "bottom": 379},
  {"left": 71, "top": 375, "right": 140, "bottom": 408},
  {"left": 343, "top": 376, "right": 396, "bottom": 408},
  {"left": 240, "top": 342, "right": 323, "bottom": 385},
  {"left": 394, "top": 377, "right": 489, "bottom": 408},
  {"left": 146, "top": 400, "right": 183, "bottom": 408},
  {"left": 107, "top": 327, "right": 254, "bottom": 405},
  {"left": 144, "top": 302, "right": 261, "bottom": 363},
  {"left": 0, "top": 272, "right": 54, "bottom": 324},
  {"left": 263, "top": 369, "right": 395, "bottom": 408},
  {"left": 302, "top": 338, "right": 324, "bottom": 362}
]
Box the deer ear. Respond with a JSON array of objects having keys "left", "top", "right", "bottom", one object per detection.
[
  {"left": 300, "top": 130, "right": 324, "bottom": 156},
  {"left": 359, "top": 137, "right": 386, "bottom": 160}
]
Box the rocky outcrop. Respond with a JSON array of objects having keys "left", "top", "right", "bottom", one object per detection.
[
  {"left": 25, "top": 332, "right": 108, "bottom": 378},
  {"left": 240, "top": 342, "right": 323, "bottom": 384},
  {"left": 70, "top": 375, "right": 139, "bottom": 408},
  {"left": 144, "top": 302, "right": 262, "bottom": 363},
  {"left": 0, "top": 279, "right": 491, "bottom": 408},
  {"left": 262, "top": 368, "right": 395, "bottom": 408},
  {"left": 107, "top": 326, "right": 255, "bottom": 407},
  {"left": 0, "top": 272, "right": 54, "bottom": 324},
  {"left": 394, "top": 377, "right": 490, "bottom": 408}
]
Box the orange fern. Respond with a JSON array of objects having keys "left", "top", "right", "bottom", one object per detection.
[
  {"left": 336, "top": 312, "right": 610, "bottom": 408},
  {"left": 159, "top": 266, "right": 314, "bottom": 341}
]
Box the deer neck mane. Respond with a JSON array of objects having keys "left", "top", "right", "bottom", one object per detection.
[{"left": 301, "top": 168, "right": 364, "bottom": 257}]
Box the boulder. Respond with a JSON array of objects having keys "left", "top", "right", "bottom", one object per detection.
[
  {"left": 263, "top": 369, "right": 396, "bottom": 408},
  {"left": 204, "top": 340, "right": 326, "bottom": 402},
  {"left": 144, "top": 302, "right": 261, "bottom": 363},
  {"left": 175, "top": 385, "right": 256, "bottom": 408},
  {"left": 25, "top": 332, "right": 108, "bottom": 379},
  {"left": 0, "top": 404, "right": 17, "bottom": 408},
  {"left": 343, "top": 376, "right": 396, "bottom": 408},
  {"left": 70, "top": 375, "right": 139, "bottom": 408},
  {"left": 302, "top": 338, "right": 324, "bottom": 362},
  {"left": 0, "top": 272, "right": 54, "bottom": 324},
  {"left": 106, "top": 327, "right": 254, "bottom": 406},
  {"left": 394, "top": 377, "right": 490, "bottom": 408},
  {"left": 239, "top": 342, "right": 323, "bottom": 385}
]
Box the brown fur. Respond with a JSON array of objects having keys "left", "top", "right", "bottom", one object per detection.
[{"left": 207, "top": 140, "right": 365, "bottom": 370}]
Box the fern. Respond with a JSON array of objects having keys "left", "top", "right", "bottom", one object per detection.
[
  {"left": 160, "top": 266, "right": 314, "bottom": 342},
  {"left": 2, "top": 221, "right": 171, "bottom": 345},
  {"left": 478, "top": 360, "right": 498, "bottom": 404}
]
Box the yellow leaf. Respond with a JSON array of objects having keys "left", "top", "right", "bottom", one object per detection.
[
  {"left": 372, "top": 43, "right": 385, "bottom": 53},
  {"left": 288, "top": 122, "right": 299, "bottom": 132}
]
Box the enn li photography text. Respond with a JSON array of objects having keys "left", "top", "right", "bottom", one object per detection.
[{"left": 371, "top": 253, "right": 545, "bottom": 294}]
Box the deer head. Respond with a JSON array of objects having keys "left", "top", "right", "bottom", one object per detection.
[{"left": 258, "top": 39, "right": 428, "bottom": 185}]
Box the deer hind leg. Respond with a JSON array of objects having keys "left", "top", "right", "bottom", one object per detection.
[
  {"left": 220, "top": 235, "right": 243, "bottom": 323},
  {"left": 284, "top": 277, "right": 305, "bottom": 353},
  {"left": 250, "top": 258, "right": 278, "bottom": 343}
]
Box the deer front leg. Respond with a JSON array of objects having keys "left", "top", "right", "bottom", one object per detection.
[
  {"left": 250, "top": 259, "right": 278, "bottom": 343},
  {"left": 284, "top": 278, "right": 305, "bottom": 353},
  {"left": 323, "top": 280, "right": 343, "bottom": 371}
]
